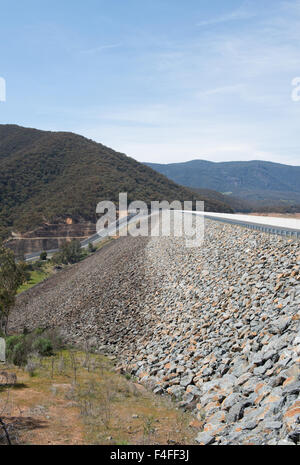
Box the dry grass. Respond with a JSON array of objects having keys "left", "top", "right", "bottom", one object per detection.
[{"left": 0, "top": 350, "right": 196, "bottom": 445}]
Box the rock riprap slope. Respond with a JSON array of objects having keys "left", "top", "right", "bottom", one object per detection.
[
  {"left": 121, "top": 222, "right": 300, "bottom": 445},
  {"left": 9, "top": 237, "right": 153, "bottom": 351},
  {"left": 9, "top": 220, "right": 299, "bottom": 445}
]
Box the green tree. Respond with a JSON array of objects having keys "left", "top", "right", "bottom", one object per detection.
[
  {"left": 65, "top": 239, "right": 82, "bottom": 263},
  {"left": 32, "top": 337, "right": 53, "bottom": 356},
  {"left": 40, "top": 251, "right": 47, "bottom": 260},
  {"left": 52, "top": 239, "right": 82, "bottom": 265},
  {"left": 0, "top": 244, "right": 28, "bottom": 335}
]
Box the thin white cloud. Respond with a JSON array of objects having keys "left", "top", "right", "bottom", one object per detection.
[
  {"left": 197, "top": 3, "right": 255, "bottom": 27},
  {"left": 196, "top": 84, "right": 244, "bottom": 98},
  {"left": 79, "top": 43, "right": 121, "bottom": 55}
]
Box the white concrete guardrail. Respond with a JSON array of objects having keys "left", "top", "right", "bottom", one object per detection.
[{"left": 183, "top": 211, "right": 300, "bottom": 238}]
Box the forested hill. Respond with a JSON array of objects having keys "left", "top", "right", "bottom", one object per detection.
[
  {"left": 146, "top": 159, "right": 300, "bottom": 206},
  {"left": 0, "top": 125, "right": 232, "bottom": 239}
]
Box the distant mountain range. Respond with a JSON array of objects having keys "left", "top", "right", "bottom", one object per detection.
[
  {"left": 0, "top": 125, "right": 232, "bottom": 240},
  {"left": 145, "top": 160, "right": 300, "bottom": 209}
]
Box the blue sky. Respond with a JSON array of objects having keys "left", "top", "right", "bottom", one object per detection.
[{"left": 1, "top": 0, "right": 300, "bottom": 165}]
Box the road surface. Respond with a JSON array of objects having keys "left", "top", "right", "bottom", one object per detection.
[
  {"left": 24, "top": 213, "right": 137, "bottom": 261},
  {"left": 24, "top": 210, "right": 300, "bottom": 261}
]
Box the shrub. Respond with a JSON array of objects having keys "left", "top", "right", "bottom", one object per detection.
[
  {"left": 51, "top": 252, "right": 63, "bottom": 265},
  {"left": 88, "top": 242, "right": 96, "bottom": 253},
  {"left": 6, "top": 329, "right": 63, "bottom": 368},
  {"left": 40, "top": 251, "right": 47, "bottom": 260},
  {"left": 34, "top": 260, "right": 43, "bottom": 270},
  {"left": 25, "top": 359, "right": 37, "bottom": 377},
  {"left": 33, "top": 327, "right": 44, "bottom": 336},
  {"left": 52, "top": 240, "right": 83, "bottom": 265},
  {"left": 6, "top": 335, "right": 29, "bottom": 366},
  {"left": 26, "top": 260, "right": 44, "bottom": 272},
  {"left": 32, "top": 337, "right": 53, "bottom": 356},
  {"left": 13, "top": 342, "right": 29, "bottom": 366},
  {"left": 6, "top": 334, "right": 24, "bottom": 353},
  {"left": 43, "top": 329, "right": 64, "bottom": 351}
]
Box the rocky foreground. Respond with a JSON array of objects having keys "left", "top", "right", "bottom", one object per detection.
[{"left": 10, "top": 220, "right": 300, "bottom": 445}]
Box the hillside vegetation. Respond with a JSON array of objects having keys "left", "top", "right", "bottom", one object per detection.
[
  {"left": 146, "top": 159, "right": 300, "bottom": 210},
  {"left": 191, "top": 188, "right": 254, "bottom": 213},
  {"left": 0, "top": 125, "right": 232, "bottom": 240},
  {"left": 0, "top": 348, "right": 195, "bottom": 445}
]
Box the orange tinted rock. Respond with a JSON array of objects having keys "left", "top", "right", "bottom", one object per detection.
[
  {"left": 283, "top": 377, "right": 296, "bottom": 387},
  {"left": 206, "top": 411, "right": 226, "bottom": 424},
  {"left": 264, "top": 394, "right": 281, "bottom": 404},
  {"left": 189, "top": 419, "right": 203, "bottom": 429},
  {"left": 204, "top": 401, "right": 220, "bottom": 415},
  {"left": 186, "top": 385, "right": 196, "bottom": 393},
  {"left": 254, "top": 382, "right": 266, "bottom": 394},
  {"left": 203, "top": 423, "right": 226, "bottom": 436},
  {"left": 255, "top": 394, "right": 265, "bottom": 405},
  {"left": 188, "top": 345, "right": 196, "bottom": 352},
  {"left": 283, "top": 401, "right": 300, "bottom": 419},
  {"left": 162, "top": 372, "right": 177, "bottom": 381}
]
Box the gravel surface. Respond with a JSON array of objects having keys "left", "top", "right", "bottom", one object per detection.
[
  {"left": 9, "top": 236, "right": 153, "bottom": 352},
  {"left": 9, "top": 219, "right": 300, "bottom": 445}
]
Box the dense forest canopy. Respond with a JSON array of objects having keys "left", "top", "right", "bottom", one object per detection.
[{"left": 0, "top": 125, "right": 232, "bottom": 240}]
